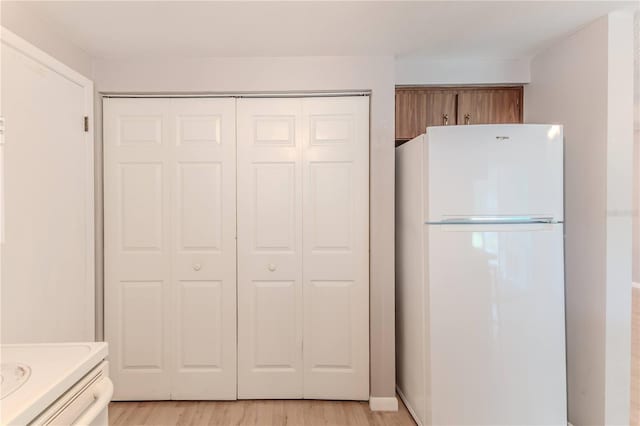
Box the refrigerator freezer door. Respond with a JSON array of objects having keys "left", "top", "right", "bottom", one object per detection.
[
  {"left": 427, "top": 223, "right": 567, "bottom": 425},
  {"left": 426, "top": 124, "right": 563, "bottom": 223}
]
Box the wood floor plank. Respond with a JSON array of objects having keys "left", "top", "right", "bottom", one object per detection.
[
  {"left": 282, "top": 400, "right": 304, "bottom": 426},
  {"left": 108, "top": 397, "right": 416, "bottom": 426}
]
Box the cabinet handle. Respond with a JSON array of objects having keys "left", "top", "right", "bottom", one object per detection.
[
  {"left": 464, "top": 113, "right": 471, "bottom": 125},
  {"left": 442, "top": 114, "right": 448, "bottom": 126}
]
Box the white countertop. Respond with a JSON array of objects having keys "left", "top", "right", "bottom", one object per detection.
[{"left": 1, "top": 342, "right": 108, "bottom": 426}]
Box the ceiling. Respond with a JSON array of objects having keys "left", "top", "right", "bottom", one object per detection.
[{"left": 8, "top": 1, "right": 637, "bottom": 60}]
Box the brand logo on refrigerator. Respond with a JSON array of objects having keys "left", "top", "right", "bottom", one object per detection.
[{"left": 495, "top": 136, "right": 510, "bottom": 141}]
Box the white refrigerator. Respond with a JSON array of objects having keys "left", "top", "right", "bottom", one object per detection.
[{"left": 396, "top": 124, "right": 567, "bottom": 426}]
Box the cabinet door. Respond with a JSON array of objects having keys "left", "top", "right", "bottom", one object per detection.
[
  {"left": 302, "top": 97, "right": 370, "bottom": 400},
  {"left": 236, "top": 98, "right": 304, "bottom": 398},
  {"left": 457, "top": 88, "right": 522, "bottom": 125},
  {"left": 396, "top": 89, "right": 428, "bottom": 140},
  {"left": 425, "top": 90, "right": 458, "bottom": 128}
]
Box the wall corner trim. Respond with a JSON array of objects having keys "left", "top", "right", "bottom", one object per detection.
[{"left": 369, "top": 396, "right": 399, "bottom": 412}]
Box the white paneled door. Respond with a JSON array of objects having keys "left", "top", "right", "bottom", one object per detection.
[
  {"left": 105, "top": 95, "right": 369, "bottom": 401},
  {"left": 237, "top": 97, "right": 369, "bottom": 400},
  {"left": 301, "top": 98, "right": 369, "bottom": 400},
  {"left": 237, "top": 99, "right": 304, "bottom": 398},
  {"left": 104, "top": 98, "right": 237, "bottom": 400}
]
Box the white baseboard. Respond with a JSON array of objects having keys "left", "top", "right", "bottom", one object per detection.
[{"left": 369, "top": 396, "right": 399, "bottom": 411}]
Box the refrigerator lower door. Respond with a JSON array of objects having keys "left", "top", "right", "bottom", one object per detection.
[{"left": 427, "top": 223, "right": 566, "bottom": 426}]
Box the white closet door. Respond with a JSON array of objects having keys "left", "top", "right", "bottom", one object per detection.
[
  {"left": 104, "top": 98, "right": 236, "bottom": 400},
  {"left": 237, "top": 98, "right": 304, "bottom": 398},
  {"left": 302, "top": 97, "right": 369, "bottom": 400},
  {"left": 169, "top": 99, "right": 237, "bottom": 400},
  {"left": 237, "top": 96, "right": 369, "bottom": 400},
  {"left": 104, "top": 98, "right": 172, "bottom": 400}
]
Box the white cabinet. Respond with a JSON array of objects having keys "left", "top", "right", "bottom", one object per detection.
[
  {"left": 104, "top": 98, "right": 237, "bottom": 400},
  {"left": 104, "top": 96, "right": 369, "bottom": 401}
]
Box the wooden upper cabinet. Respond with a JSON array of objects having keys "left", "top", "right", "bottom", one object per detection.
[
  {"left": 395, "top": 89, "right": 428, "bottom": 141},
  {"left": 425, "top": 90, "right": 457, "bottom": 128},
  {"left": 395, "top": 86, "right": 524, "bottom": 143},
  {"left": 457, "top": 88, "right": 522, "bottom": 125}
]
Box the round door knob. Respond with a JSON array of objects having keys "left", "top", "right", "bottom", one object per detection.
[
  {"left": 267, "top": 263, "right": 277, "bottom": 272},
  {"left": 193, "top": 263, "right": 202, "bottom": 271}
]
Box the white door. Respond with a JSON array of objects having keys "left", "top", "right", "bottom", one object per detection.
[
  {"left": 237, "top": 97, "right": 369, "bottom": 400},
  {"left": 427, "top": 223, "right": 567, "bottom": 425},
  {"left": 1, "top": 35, "right": 94, "bottom": 343},
  {"left": 168, "top": 99, "right": 237, "bottom": 400},
  {"left": 104, "top": 99, "right": 170, "bottom": 399},
  {"left": 104, "top": 98, "right": 236, "bottom": 400},
  {"left": 302, "top": 98, "right": 369, "bottom": 400},
  {"left": 237, "top": 98, "right": 304, "bottom": 398}
]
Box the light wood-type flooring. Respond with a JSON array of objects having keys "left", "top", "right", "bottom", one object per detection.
[{"left": 108, "top": 398, "right": 416, "bottom": 426}]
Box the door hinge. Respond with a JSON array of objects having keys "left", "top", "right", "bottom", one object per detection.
[{"left": 83, "top": 116, "right": 89, "bottom": 132}]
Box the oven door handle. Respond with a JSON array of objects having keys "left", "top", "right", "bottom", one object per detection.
[{"left": 73, "top": 378, "right": 113, "bottom": 426}]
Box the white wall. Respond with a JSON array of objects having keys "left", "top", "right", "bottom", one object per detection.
[
  {"left": 93, "top": 55, "right": 397, "bottom": 400},
  {"left": 633, "top": 11, "right": 639, "bottom": 284},
  {"left": 395, "top": 57, "right": 530, "bottom": 85},
  {"left": 0, "top": 1, "right": 92, "bottom": 78},
  {"left": 605, "top": 11, "right": 635, "bottom": 425},
  {"left": 525, "top": 11, "right": 635, "bottom": 426},
  {"left": 1, "top": 1, "right": 101, "bottom": 341}
]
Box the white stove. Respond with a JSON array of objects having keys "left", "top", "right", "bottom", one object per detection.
[{"left": 0, "top": 342, "right": 111, "bottom": 426}]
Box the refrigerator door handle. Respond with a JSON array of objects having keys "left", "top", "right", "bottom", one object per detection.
[{"left": 428, "top": 216, "right": 559, "bottom": 225}]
